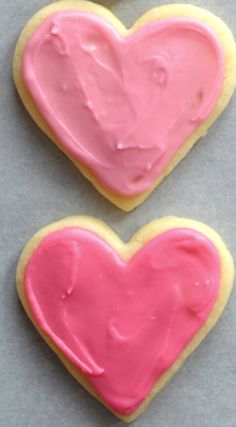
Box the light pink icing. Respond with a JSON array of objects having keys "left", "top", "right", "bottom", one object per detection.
[
  {"left": 22, "top": 11, "right": 224, "bottom": 196},
  {"left": 24, "top": 226, "right": 220, "bottom": 415}
]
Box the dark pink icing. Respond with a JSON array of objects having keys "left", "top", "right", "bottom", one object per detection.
[{"left": 24, "top": 226, "right": 220, "bottom": 414}]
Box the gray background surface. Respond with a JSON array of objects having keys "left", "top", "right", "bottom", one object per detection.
[{"left": 1, "top": 1, "right": 236, "bottom": 426}]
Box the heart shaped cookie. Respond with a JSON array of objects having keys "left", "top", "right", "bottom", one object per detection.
[
  {"left": 16, "top": 216, "right": 234, "bottom": 422},
  {"left": 13, "top": 2, "right": 236, "bottom": 211}
]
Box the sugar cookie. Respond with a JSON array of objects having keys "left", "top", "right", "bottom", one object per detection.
[
  {"left": 13, "top": 1, "right": 236, "bottom": 211},
  {"left": 16, "top": 216, "right": 234, "bottom": 421}
]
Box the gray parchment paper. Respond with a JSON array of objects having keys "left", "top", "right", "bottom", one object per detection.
[{"left": 0, "top": 1, "right": 236, "bottom": 426}]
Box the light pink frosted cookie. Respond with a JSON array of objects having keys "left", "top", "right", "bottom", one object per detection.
[
  {"left": 16, "top": 216, "right": 234, "bottom": 421},
  {"left": 13, "top": 2, "right": 236, "bottom": 210}
]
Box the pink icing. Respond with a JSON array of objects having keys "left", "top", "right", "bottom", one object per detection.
[
  {"left": 22, "top": 11, "right": 224, "bottom": 196},
  {"left": 24, "top": 226, "right": 220, "bottom": 415}
]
